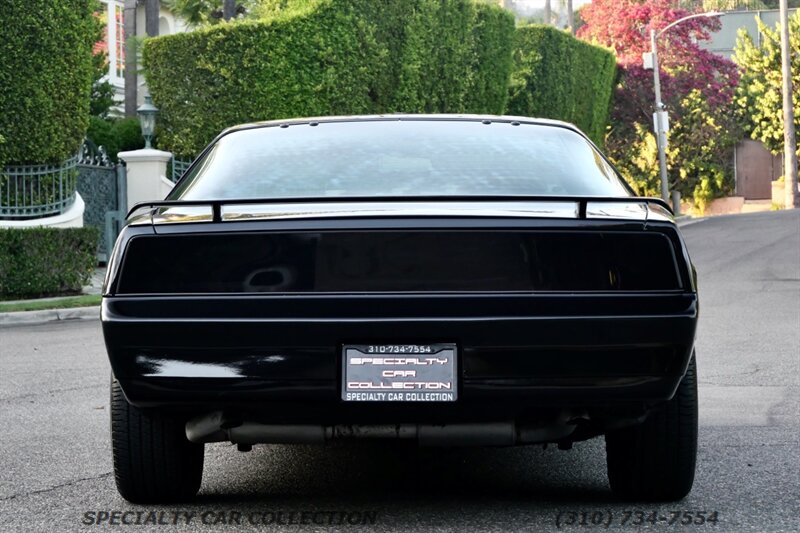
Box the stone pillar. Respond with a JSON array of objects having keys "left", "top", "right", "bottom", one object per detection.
[{"left": 118, "top": 149, "right": 174, "bottom": 212}]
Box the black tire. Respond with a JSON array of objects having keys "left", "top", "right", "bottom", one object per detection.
[
  {"left": 110, "top": 377, "right": 204, "bottom": 503},
  {"left": 605, "top": 355, "right": 698, "bottom": 501}
]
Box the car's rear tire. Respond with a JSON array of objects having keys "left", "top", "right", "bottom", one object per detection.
[
  {"left": 605, "top": 355, "right": 698, "bottom": 501},
  {"left": 110, "top": 377, "right": 204, "bottom": 503}
]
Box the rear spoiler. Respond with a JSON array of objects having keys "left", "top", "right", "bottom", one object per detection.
[{"left": 126, "top": 196, "right": 674, "bottom": 225}]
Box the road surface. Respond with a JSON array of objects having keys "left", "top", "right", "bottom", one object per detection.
[{"left": 1, "top": 210, "right": 798, "bottom": 532}]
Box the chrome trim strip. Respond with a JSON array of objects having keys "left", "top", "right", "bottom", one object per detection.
[
  {"left": 127, "top": 198, "right": 673, "bottom": 225},
  {"left": 585, "top": 202, "right": 649, "bottom": 221},
  {"left": 127, "top": 213, "right": 154, "bottom": 226},
  {"left": 645, "top": 203, "right": 676, "bottom": 223},
  {"left": 220, "top": 201, "right": 580, "bottom": 221},
  {"left": 151, "top": 206, "right": 214, "bottom": 224}
]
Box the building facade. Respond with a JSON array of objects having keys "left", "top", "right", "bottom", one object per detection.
[
  {"left": 699, "top": 7, "right": 798, "bottom": 59},
  {"left": 95, "top": 0, "right": 189, "bottom": 113}
]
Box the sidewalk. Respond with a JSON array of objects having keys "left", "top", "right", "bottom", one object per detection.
[{"left": 0, "top": 267, "right": 105, "bottom": 327}]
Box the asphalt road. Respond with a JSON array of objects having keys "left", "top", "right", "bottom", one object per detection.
[{"left": 1, "top": 210, "right": 798, "bottom": 532}]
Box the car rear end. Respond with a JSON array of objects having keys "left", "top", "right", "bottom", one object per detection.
[
  {"left": 103, "top": 116, "right": 699, "bottom": 503},
  {"left": 103, "top": 198, "right": 696, "bottom": 438}
]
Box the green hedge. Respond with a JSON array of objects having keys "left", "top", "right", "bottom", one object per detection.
[
  {"left": 507, "top": 25, "right": 617, "bottom": 146},
  {"left": 0, "top": 227, "right": 99, "bottom": 299},
  {"left": 465, "top": 3, "right": 516, "bottom": 114},
  {"left": 0, "top": 1, "right": 95, "bottom": 166},
  {"left": 145, "top": 0, "right": 378, "bottom": 157},
  {"left": 391, "top": 0, "right": 476, "bottom": 113},
  {"left": 145, "top": 3, "right": 614, "bottom": 155},
  {"left": 144, "top": 0, "right": 515, "bottom": 156}
]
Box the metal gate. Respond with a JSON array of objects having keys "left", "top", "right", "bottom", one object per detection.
[{"left": 76, "top": 142, "right": 126, "bottom": 262}]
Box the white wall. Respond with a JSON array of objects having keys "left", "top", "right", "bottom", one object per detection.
[{"left": 0, "top": 194, "right": 85, "bottom": 229}]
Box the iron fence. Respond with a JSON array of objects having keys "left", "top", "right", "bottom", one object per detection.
[
  {"left": 170, "top": 156, "right": 193, "bottom": 183},
  {"left": 75, "top": 141, "right": 122, "bottom": 261},
  {"left": 0, "top": 154, "right": 80, "bottom": 220}
]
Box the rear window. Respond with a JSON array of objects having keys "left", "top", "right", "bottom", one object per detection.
[{"left": 171, "top": 119, "right": 631, "bottom": 200}]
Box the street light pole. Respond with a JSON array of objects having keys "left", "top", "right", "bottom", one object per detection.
[
  {"left": 647, "top": 12, "right": 723, "bottom": 205},
  {"left": 778, "top": 0, "right": 799, "bottom": 208},
  {"left": 650, "top": 29, "right": 669, "bottom": 203}
]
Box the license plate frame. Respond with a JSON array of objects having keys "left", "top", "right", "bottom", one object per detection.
[{"left": 341, "top": 343, "right": 458, "bottom": 402}]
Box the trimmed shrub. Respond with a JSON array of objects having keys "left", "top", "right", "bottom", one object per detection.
[
  {"left": 391, "top": 0, "right": 476, "bottom": 113},
  {"left": 466, "top": 3, "right": 516, "bottom": 114},
  {"left": 0, "top": 1, "right": 96, "bottom": 166},
  {"left": 87, "top": 117, "right": 146, "bottom": 162},
  {"left": 144, "top": 0, "right": 379, "bottom": 157},
  {"left": 144, "top": 0, "right": 515, "bottom": 156},
  {"left": 507, "top": 25, "right": 617, "bottom": 146},
  {"left": 336, "top": 0, "right": 409, "bottom": 112},
  {"left": 146, "top": 2, "right": 614, "bottom": 155},
  {"left": 0, "top": 227, "right": 99, "bottom": 299}
]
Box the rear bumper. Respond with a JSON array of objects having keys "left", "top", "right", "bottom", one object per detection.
[{"left": 102, "top": 292, "right": 698, "bottom": 422}]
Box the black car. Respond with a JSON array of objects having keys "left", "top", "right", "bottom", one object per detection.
[{"left": 103, "top": 115, "right": 698, "bottom": 503}]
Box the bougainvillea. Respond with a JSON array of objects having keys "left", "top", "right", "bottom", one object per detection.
[{"left": 578, "top": 0, "right": 741, "bottom": 210}]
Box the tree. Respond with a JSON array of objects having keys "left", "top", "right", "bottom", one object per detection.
[
  {"left": 733, "top": 10, "right": 799, "bottom": 156},
  {"left": 566, "top": 0, "right": 574, "bottom": 34},
  {"left": 146, "top": 0, "right": 160, "bottom": 36},
  {"left": 223, "top": 0, "right": 236, "bottom": 20},
  {"left": 578, "top": 0, "right": 741, "bottom": 210},
  {"left": 573, "top": 4, "right": 587, "bottom": 33},
  {"left": 161, "top": 0, "right": 253, "bottom": 26}
]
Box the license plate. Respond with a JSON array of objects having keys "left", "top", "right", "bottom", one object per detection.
[{"left": 341, "top": 344, "right": 457, "bottom": 402}]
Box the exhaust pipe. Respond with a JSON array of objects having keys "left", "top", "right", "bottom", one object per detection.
[
  {"left": 186, "top": 413, "right": 576, "bottom": 447},
  {"left": 185, "top": 412, "right": 326, "bottom": 444}
]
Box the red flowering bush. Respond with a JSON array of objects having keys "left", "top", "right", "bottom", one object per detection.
[{"left": 578, "top": 0, "right": 741, "bottom": 210}]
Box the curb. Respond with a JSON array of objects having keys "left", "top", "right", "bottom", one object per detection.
[
  {"left": 0, "top": 306, "right": 101, "bottom": 327},
  {"left": 676, "top": 216, "right": 706, "bottom": 228}
]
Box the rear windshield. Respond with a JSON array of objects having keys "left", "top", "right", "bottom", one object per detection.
[{"left": 171, "top": 119, "right": 631, "bottom": 200}]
